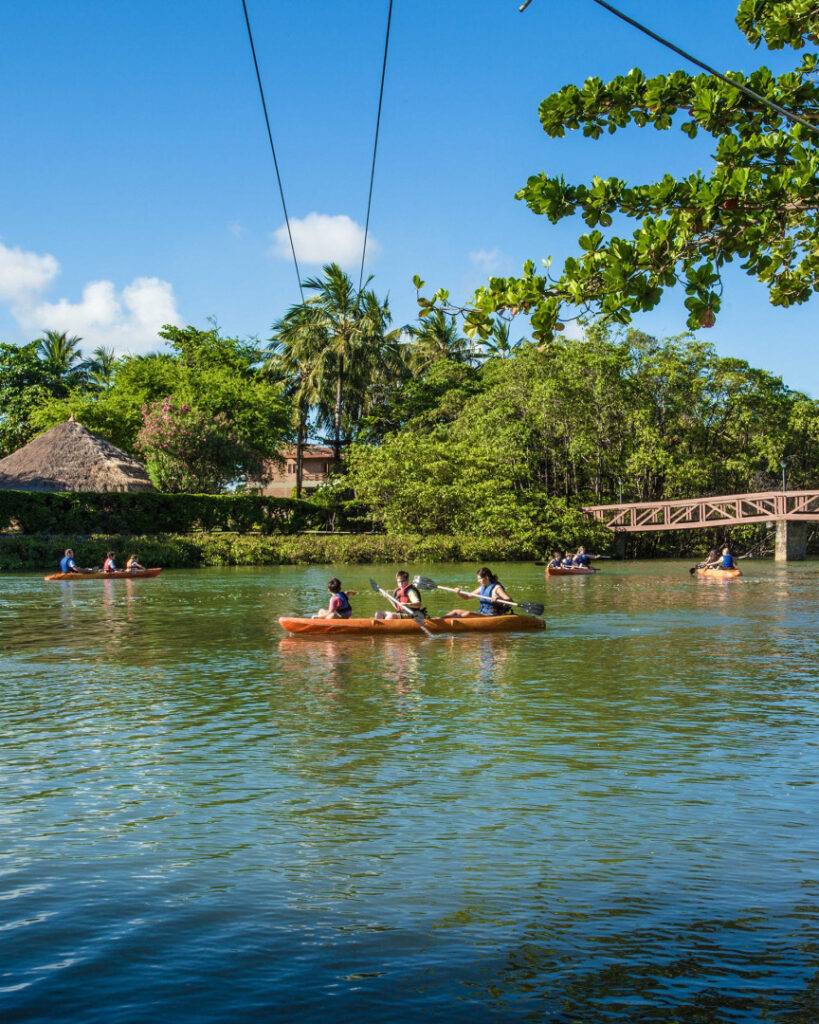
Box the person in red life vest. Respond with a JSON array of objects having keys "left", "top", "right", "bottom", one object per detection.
[
  {"left": 103, "top": 551, "right": 117, "bottom": 572},
  {"left": 314, "top": 577, "right": 357, "bottom": 619},
  {"left": 375, "top": 570, "right": 427, "bottom": 620}
]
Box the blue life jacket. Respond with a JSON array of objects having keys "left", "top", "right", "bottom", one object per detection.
[
  {"left": 549, "top": 558, "right": 561, "bottom": 568},
  {"left": 479, "top": 582, "right": 509, "bottom": 615},
  {"left": 562, "top": 557, "right": 575, "bottom": 568},
  {"left": 575, "top": 554, "right": 591, "bottom": 567},
  {"left": 721, "top": 553, "right": 735, "bottom": 569},
  {"left": 336, "top": 591, "right": 352, "bottom": 618},
  {"left": 60, "top": 556, "right": 75, "bottom": 573}
]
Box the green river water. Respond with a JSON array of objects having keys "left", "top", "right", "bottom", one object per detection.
[{"left": 2, "top": 560, "right": 818, "bottom": 1023}]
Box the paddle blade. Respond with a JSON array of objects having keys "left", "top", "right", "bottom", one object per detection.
[
  {"left": 369, "top": 578, "right": 383, "bottom": 593},
  {"left": 518, "top": 601, "right": 545, "bottom": 616},
  {"left": 412, "top": 575, "right": 437, "bottom": 591}
]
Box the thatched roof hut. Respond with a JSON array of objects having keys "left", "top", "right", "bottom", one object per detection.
[{"left": 0, "top": 417, "right": 154, "bottom": 492}]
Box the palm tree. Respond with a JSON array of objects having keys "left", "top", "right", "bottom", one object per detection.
[
  {"left": 404, "top": 310, "right": 474, "bottom": 369},
  {"left": 280, "top": 263, "right": 399, "bottom": 466},
  {"left": 480, "top": 319, "right": 526, "bottom": 361},
  {"left": 344, "top": 287, "right": 406, "bottom": 432},
  {"left": 268, "top": 305, "right": 328, "bottom": 497},
  {"left": 85, "top": 346, "right": 118, "bottom": 390},
  {"left": 37, "top": 330, "right": 84, "bottom": 379}
]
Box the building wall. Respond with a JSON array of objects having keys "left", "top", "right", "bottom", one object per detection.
[{"left": 250, "top": 451, "right": 334, "bottom": 497}]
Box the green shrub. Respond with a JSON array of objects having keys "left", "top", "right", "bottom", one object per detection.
[
  {"left": 0, "top": 532, "right": 550, "bottom": 571},
  {"left": 0, "top": 490, "right": 316, "bottom": 536}
]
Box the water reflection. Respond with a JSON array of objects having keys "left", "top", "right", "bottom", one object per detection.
[{"left": 1, "top": 561, "right": 819, "bottom": 1023}]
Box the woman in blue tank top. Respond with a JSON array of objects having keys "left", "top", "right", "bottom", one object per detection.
[{"left": 442, "top": 567, "right": 514, "bottom": 617}]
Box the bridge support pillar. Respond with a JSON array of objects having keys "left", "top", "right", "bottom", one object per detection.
[
  {"left": 612, "top": 534, "right": 626, "bottom": 559},
  {"left": 775, "top": 520, "right": 807, "bottom": 561}
]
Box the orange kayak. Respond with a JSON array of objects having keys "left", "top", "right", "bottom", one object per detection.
[
  {"left": 44, "top": 568, "right": 163, "bottom": 581},
  {"left": 279, "top": 614, "right": 545, "bottom": 636},
  {"left": 694, "top": 568, "right": 742, "bottom": 578},
  {"left": 545, "top": 566, "right": 597, "bottom": 576}
]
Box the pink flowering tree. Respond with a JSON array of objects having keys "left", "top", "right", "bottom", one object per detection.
[{"left": 136, "top": 398, "right": 255, "bottom": 493}]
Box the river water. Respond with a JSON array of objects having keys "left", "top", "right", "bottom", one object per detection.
[{"left": 2, "top": 561, "right": 818, "bottom": 1023}]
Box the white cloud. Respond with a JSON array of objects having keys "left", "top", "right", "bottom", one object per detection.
[
  {"left": 22, "top": 277, "right": 181, "bottom": 355},
  {"left": 0, "top": 240, "right": 181, "bottom": 355},
  {"left": 468, "top": 248, "right": 503, "bottom": 274},
  {"left": 0, "top": 241, "right": 60, "bottom": 302},
  {"left": 271, "top": 212, "right": 380, "bottom": 267},
  {"left": 561, "top": 319, "right": 586, "bottom": 341}
]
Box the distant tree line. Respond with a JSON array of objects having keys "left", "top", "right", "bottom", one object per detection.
[{"left": 1, "top": 263, "right": 818, "bottom": 553}]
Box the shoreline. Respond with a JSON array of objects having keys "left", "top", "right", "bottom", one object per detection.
[{"left": 0, "top": 532, "right": 540, "bottom": 572}]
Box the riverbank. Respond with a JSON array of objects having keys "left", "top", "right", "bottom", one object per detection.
[{"left": 0, "top": 532, "right": 538, "bottom": 571}]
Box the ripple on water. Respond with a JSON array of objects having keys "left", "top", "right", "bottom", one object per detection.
[{"left": 2, "top": 562, "right": 819, "bottom": 1022}]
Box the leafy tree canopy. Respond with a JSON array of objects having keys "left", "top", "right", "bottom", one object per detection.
[
  {"left": 0, "top": 342, "right": 66, "bottom": 457},
  {"left": 344, "top": 327, "right": 819, "bottom": 548},
  {"left": 28, "top": 326, "right": 292, "bottom": 474},
  {"left": 418, "top": 0, "right": 819, "bottom": 340}
]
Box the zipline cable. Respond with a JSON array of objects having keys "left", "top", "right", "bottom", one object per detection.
[
  {"left": 520, "top": 0, "right": 819, "bottom": 138},
  {"left": 359, "top": 0, "right": 395, "bottom": 294},
  {"left": 240, "top": 0, "right": 304, "bottom": 300}
]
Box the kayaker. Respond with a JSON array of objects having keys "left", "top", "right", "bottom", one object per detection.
[
  {"left": 59, "top": 548, "right": 79, "bottom": 573},
  {"left": 126, "top": 554, "right": 146, "bottom": 571},
  {"left": 103, "top": 551, "right": 117, "bottom": 572},
  {"left": 562, "top": 551, "right": 576, "bottom": 569},
  {"left": 443, "top": 567, "right": 514, "bottom": 617},
  {"left": 718, "top": 546, "right": 737, "bottom": 571},
  {"left": 314, "top": 578, "right": 357, "bottom": 619},
  {"left": 375, "top": 570, "right": 427, "bottom": 620},
  {"left": 573, "top": 546, "right": 597, "bottom": 568},
  {"left": 547, "top": 551, "right": 562, "bottom": 569},
  {"left": 702, "top": 546, "right": 721, "bottom": 569}
]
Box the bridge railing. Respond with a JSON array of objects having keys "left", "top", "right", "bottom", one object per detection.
[{"left": 583, "top": 489, "right": 819, "bottom": 532}]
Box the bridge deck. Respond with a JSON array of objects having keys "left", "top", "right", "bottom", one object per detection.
[{"left": 583, "top": 490, "right": 819, "bottom": 533}]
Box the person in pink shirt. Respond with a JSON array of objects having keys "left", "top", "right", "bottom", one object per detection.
[
  {"left": 103, "top": 551, "right": 117, "bottom": 572},
  {"left": 313, "top": 578, "right": 356, "bottom": 619}
]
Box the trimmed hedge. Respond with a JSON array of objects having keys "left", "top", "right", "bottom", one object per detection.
[
  {"left": 0, "top": 532, "right": 539, "bottom": 571},
  {"left": 0, "top": 490, "right": 316, "bottom": 536}
]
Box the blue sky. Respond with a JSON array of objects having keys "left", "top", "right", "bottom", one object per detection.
[{"left": 1, "top": 0, "right": 816, "bottom": 393}]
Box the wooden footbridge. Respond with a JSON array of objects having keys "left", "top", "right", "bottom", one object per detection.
[{"left": 582, "top": 490, "right": 819, "bottom": 560}]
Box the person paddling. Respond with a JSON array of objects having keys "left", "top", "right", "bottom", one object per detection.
[
  {"left": 59, "top": 548, "right": 79, "bottom": 574},
  {"left": 717, "top": 546, "right": 737, "bottom": 571},
  {"left": 573, "top": 545, "right": 598, "bottom": 568},
  {"left": 103, "top": 551, "right": 117, "bottom": 572},
  {"left": 562, "top": 550, "right": 576, "bottom": 569},
  {"left": 375, "top": 570, "right": 427, "bottom": 620},
  {"left": 443, "top": 567, "right": 514, "bottom": 618},
  {"left": 314, "top": 578, "right": 357, "bottom": 619},
  {"left": 547, "top": 551, "right": 562, "bottom": 569},
  {"left": 126, "top": 553, "right": 146, "bottom": 571},
  {"left": 702, "top": 546, "right": 721, "bottom": 569}
]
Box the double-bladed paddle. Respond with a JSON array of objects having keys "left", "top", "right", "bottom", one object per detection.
[
  {"left": 368, "top": 579, "right": 436, "bottom": 638},
  {"left": 412, "top": 576, "right": 545, "bottom": 617}
]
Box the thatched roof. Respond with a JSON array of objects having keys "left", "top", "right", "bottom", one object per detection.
[{"left": 0, "top": 417, "right": 155, "bottom": 492}]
